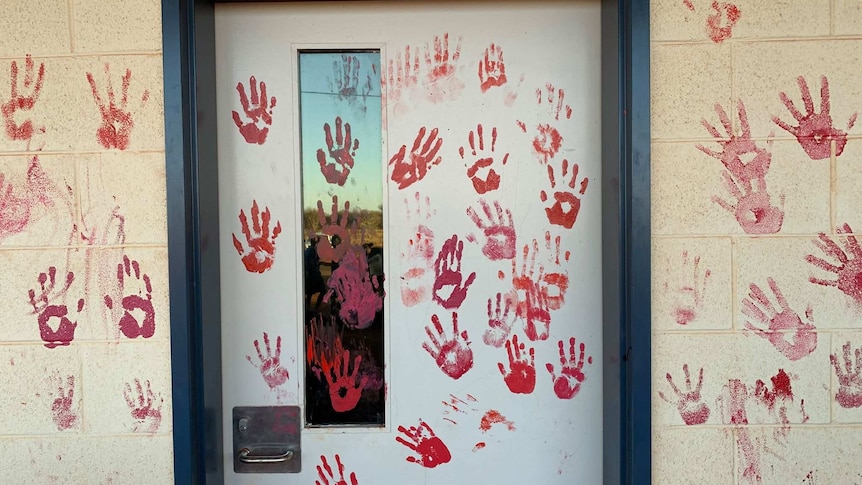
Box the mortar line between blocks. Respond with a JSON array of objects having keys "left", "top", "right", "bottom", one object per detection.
[
  {"left": 730, "top": 236, "right": 738, "bottom": 331},
  {"left": 830, "top": 139, "right": 837, "bottom": 231}
]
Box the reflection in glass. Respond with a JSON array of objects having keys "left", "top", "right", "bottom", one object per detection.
[{"left": 298, "top": 51, "right": 384, "bottom": 427}]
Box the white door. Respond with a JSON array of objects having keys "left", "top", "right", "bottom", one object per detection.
[{"left": 215, "top": 2, "right": 603, "bottom": 483}]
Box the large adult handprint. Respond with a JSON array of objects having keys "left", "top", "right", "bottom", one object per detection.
[
  {"left": 432, "top": 234, "right": 476, "bottom": 309},
  {"left": 317, "top": 116, "right": 359, "bottom": 186}
]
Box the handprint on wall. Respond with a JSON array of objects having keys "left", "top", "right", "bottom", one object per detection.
[
  {"left": 806, "top": 223, "right": 862, "bottom": 307},
  {"left": 400, "top": 192, "right": 436, "bottom": 307},
  {"left": 123, "top": 378, "right": 163, "bottom": 433},
  {"left": 316, "top": 454, "right": 359, "bottom": 485},
  {"left": 832, "top": 341, "right": 862, "bottom": 409},
  {"left": 478, "top": 43, "right": 507, "bottom": 93},
  {"left": 483, "top": 292, "right": 516, "bottom": 348},
  {"left": 2, "top": 55, "right": 46, "bottom": 144},
  {"left": 546, "top": 337, "right": 592, "bottom": 400},
  {"left": 664, "top": 250, "right": 711, "bottom": 326},
  {"left": 498, "top": 334, "right": 536, "bottom": 394},
  {"left": 432, "top": 234, "right": 476, "bottom": 309},
  {"left": 742, "top": 277, "right": 817, "bottom": 361},
  {"left": 466, "top": 199, "right": 516, "bottom": 261},
  {"left": 383, "top": 45, "right": 420, "bottom": 117},
  {"left": 28, "top": 266, "right": 83, "bottom": 349},
  {"left": 659, "top": 364, "right": 710, "bottom": 425},
  {"left": 86, "top": 63, "right": 148, "bottom": 150},
  {"left": 47, "top": 373, "right": 78, "bottom": 431},
  {"left": 104, "top": 255, "right": 155, "bottom": 339}
]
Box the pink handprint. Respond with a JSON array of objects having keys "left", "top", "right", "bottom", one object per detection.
[
  {"left": 483, "top": 292, "right": 516, "bottom": 348},
  {"left": 400, "top": 193, "right": 435, "bottom": 307},
  {"left": 383, "top": 45, "right": 420, "bottom": 117},
  {"left": 325, "top": 350, "right": 368, "bottom": 413},
  {"left": 86, "top": 64, "right": 147, "bottom": 150},
  {"left": 658, "top": 364, "right": 711, "bottom": 425},
  {"left": 546, "top": 337, "right": 592, "bottom": 399},
  {"left": 231, "top": 75, "right": 277, "bottom": 145},
  {"left": 466, "top": 199, "right": 516, "bottom": 261},
  {"left": 713, "top": 169, "right": 784, "bottom": 234},
  {"left": 123, "top": 378, "right": 163, "bottom": 433},
  {"left": 104, "top": 255, "right": 155, "bottom": 339},
  {"left": 772, "top": 75, "right": 857, "bottom": 160},
  {"left": 395, "top": 420, "right": 452, "bottom": 468},
  {"left": 831, "top": 341, "right": 862, "bottom": 409},
  {"left": 706, "top": 1, "right": 741, "bottom": 44},
  {"left": 316, "top": 454, "right": 359, "bottom": 485},
  {"left": 806, "top": 223, "right": 862, "bottom": 306},
  {"left": 231, "top": 200, "right": 282, "bottom": 273},
  {"left": 49, "top": 374, "right": 78, "bottom": 431},
  {"left": 432, "top": 234, "right": 476, "bottom": 309},
  {"left": 422, "top": 33, "right": 464, "bottom": 103},
  {"left": 28, "top": 266, "right": 83, "bottom": 349},
  {"left": 245, "top": 332, "right": 290, "bottom": 389},
  {"left": 697, "top": 100, "right": 772, "bottom": 186},
  {"left": 315, "top": 195, "right": 358, "bottom": 264},
  {"left": 498, "top": 334, "right": 536, "bottom": 395},
  {"left": 389, "top": 126, "right": 443, "bottom": 190},
  {"left": 2, "top": 55, "right": 46, "bottom": 143},
  {"left": 742, "top": 277, "right": 817, "bottom": 361},
  {"left": 478, "top": 43, "right": 507, "bottom": 93},
  {"left": 325, "top": 250, "right": 383, "bottom": 330},
  {"left": 423, "top": 312, "right": 474, "bottom": 380},
  {"left": 317, "top": 116, "right": 359, "bottom": 186},
  {"left": 541, "top": 159, "right": 589, "bottom": 230},
  {"left": 667, "top": 251, "right": 711, "bottom": 326},
  {"left": 459, "top": 124, "right": 509, "bottom": 194}
]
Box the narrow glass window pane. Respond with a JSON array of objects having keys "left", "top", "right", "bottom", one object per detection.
[{"left": 298, "top": 51, "right": 384, "bottom": 427}]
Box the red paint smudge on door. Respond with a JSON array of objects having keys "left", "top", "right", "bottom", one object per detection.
[
  {"left": 742, "top": 277, "right": 817, "bottom": 361},
  {"left": 479, "top": 410, "right": 515, "bottom": 432},
  {"left": 2, "top": 55, "right": 46, "bottom": 143},
  {"left": 232, "top": 200, "right": 282, "bottom": 273},
  {"left": 28, "top": 267, "right": 83, "bottom": 349},
  {"left": 659, "top": 364, "right": 711, "bottom": 425},
  {"left": 832, "top": 341, "right": 862, "bottom": 408},
  {"left": 472, "top": 442, "right": 486, "bottom": 452},
  {"left": 498, "top": 334, "right": 536, "bottom": 394},
  {"left": 245, "top": 332, "right": 289, "bottom": 389},
  {"left": 86, "top": 64, "right": 146, "bottom": 150},
  {"left": 541, "top": 159, "right": 589, "bottom": 229},
  {"left": 806, "top": 223, "right": 862, "bottom": 307},
  {"left": 231, "top": 75, "right": 277, "bottom": 145},
  {"left": 423, "top": 312, "right": 474, "bottom": 379},
  {"left": 104, "top": 255, "right": 155, "bottom": 339},
  {"left": 395, "top": 420, "right": 452, "bottom": 468},
  {"left": 706, "top": 1, "right": 741, "bottom": 44},
  {"left": 466, "top": 199, "right": 516, "bottom": 261}
]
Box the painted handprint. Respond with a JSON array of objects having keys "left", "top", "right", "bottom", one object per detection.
[
  {"left": 325, "top": 250, "right": 383, "bottom": 330},
  {"left": 522, "top": 83, "right": 573, "bottom": 164},
  {"left": 400, "top": 194, "right": 436, "bottom": 307},
  {"left": 713, "top": 169, "right": 784, "bottom": 234},
  {"left": 2, "top": 55, "right": 46, "bottom": 143},
  {"left": 773, "top": 75, "right": 856, "bottom": 160},
  {"left": 28, "top": 267, "right": 83, "bottom": 349},
  {"left": 315, "top": 195, "right": 358, "bottom": 264},
  {"left": 49, "top": 373, "right": 78, "bottom": 431},
  {"left": 316, "top": 454, "right": 358, "bottom": 485},
  {"left": 422, "top": 33, "right": 464, "bottom": 103},
  {"left": 123, "top": 378, "right": 163, "bottom": 433},
  {"left": 104, "top": 255, "right": 155, "bottom": 339},
  {"left": 232, "top": 75, "right": 276, "bottom": 145},
  {"left": 659, "top": 364, "right": 710, "bottom": 425},
  {"left": 498, "top": 334, "right": 536, "bottom": 394},
  {"left": 667, "top": 251, "right": 711, "bottom": 326},
  {"left": 324, "top": 349, "right": 368, "bottom": 413},
  {"left": 509, "top": 238, "right": 570, "bottom": 341},
  {"left": 831, "top": 341, "right": 862, "bottom": 409},
  {"left": 423, "top": 312, "right": 474, "bottom": 379},
  {"left": 541, "top": 159, "right": 589, "bottom": 229},
  {"left": 245, "top": 332, "right": 290, "bottom": 389},
  {"left": 697, "top": 100, "right": 772, "bottom": 186},
  {"left": 317, "top": 116, "right": 359, "bottom": 186},
  {"left": 540, "top": 231, "right": 571, "bottom": 311},
  {"left": 466, "top": 199, "right": 515, "bottom": 261},
  {"left": 330, "top": 54, "right": 373, "bottom": 113},
  {"left": 432, "top": 234, "right": 476, "bottom": 309},
  {"left": 743, "top": 277, "right": 817, "bottom": 361},
  {"left": 86, "top": 64, "right": 147, "bottom": 150},
  {"left": 806, "top": 223, "right": 862, "bottom": 306},
  {"left": 389, "top": 126, "right": 443, "bottom": 190},
  {"left": 546, "top": 337, "right": 592, "bottom": 400},
  {"left": 395, "top": 420, "right": 452, "bottom": 468},
  {"left": 384, "top": 45, "right": 420, "bottom": 117},
  {"left": 478, "top": 43, "right": 507, "bottom": 93},
  {"left": 483, "top": 292, "right": 515, "bottom": 348},
  {"left": 232, "top": 200, "right": 282, "bottom": 273},
  {"left": 459, "top": 124, "right": 509, "bottom": 194},
  {"left": 706, "top": 1, "right": 741, "bottom": 44}
]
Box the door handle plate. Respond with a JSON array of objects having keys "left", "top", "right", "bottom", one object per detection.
[{"left": 233, "top": 406, "right": 301, "bottom": 473}]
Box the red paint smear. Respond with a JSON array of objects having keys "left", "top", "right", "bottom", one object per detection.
[
  {"left": 86, "top": 64, "right": 139, "bottom": 150},
  {"left": 28, "top": 266, "right": 82, "bottom": 349},
  {"left": 395, "top": 420, "right": 452, "bottom": 468},
  {"left": 246, "top": 331, "right": 289, "bottom": 389},
  {"left": 497, "top": 270, "right": 505, "bottom": 280},
  {"left": 831, "top": 340, "right": 862, "bottom": 408},
  {"left": 466, "top": 199, "right": 516, "bottom": 261},
  {"left": 478, "top": 43, "right": 507, "bottom": 93},
  {"left": 546, "top": 337, "right": 590, "bottom": 399},
  {"left": 806, "top": 223, "right": 862, "bottom": 307},
  {"left": 479, "top": 410, "right": 515, "bottom": 432},
  {"left": 540, "top": 159, "right": 589, "bottom": 230},
  {"left": 325, "top": 250, "right": 384, "bottom": 330},
  {"left": 316, "top": 454, "right": 359, "bottom": 485},
  {"left": 103, "top": 255, "right": 155, "bottom": 339},
  {"left": 123, "top": 378, "right": 163, "bottom": 433},
  {"left": 659, "top": 364, "right": 711, "bottom": 425},
  {"left": 231, "top": 75, "right": 276, "bottom": 145},
  {"left": 232, "top": 200, "right": 282, "bottom": 273},
  {"left": 683, "top": 0, "right": 695, "bottom": 11},
  {"left": 389, "top": 126, "right": 443, "bottom": 190},
  {"left": 515, "top": 120, "right": 526, "bottom": 133},
  {"left": 423, "top": 312, "right": 474, "bottom": 379},
  {"left": 307, "top": 315, "right": 344, "bottom": 382},
  {"left": 742, "top": 277, "right": 817, "bottom": 361},
  {"left": 773, "top": 75, "right": 857, "bottom": 161},
  {"left": 706, "top": 1, "right": 741, "bottom": 44},
  {"left": 2, "top": 55, "right": 46, "bottom": 142},
  {"left": 472, "top": 442, "right": 486, "bottom": 452},
  {"left": 736, "top": 427, "right": 762, "bottom": 484},
  {"left": 498, "top": 334, "right": 536, "bottom": 394},
  {"left": 50, "top": 375, "right": 77, "bottom": 431},
  {"left": 431, "top": 234, "right": 476, "bottom": 310},
  {"left": 531, "top": 124, "right": 563, "bottom": 164}
]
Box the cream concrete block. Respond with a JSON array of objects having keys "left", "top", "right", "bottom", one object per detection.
[
  {"left": 828, "top": 332, "right": 862, "bottom": 423},
  {"left": 652, "top": 427, "right": 734, "bottom": 484},
  {"left": 0, "top": 345, "right": 80, "bottom": 435},
  {"left": 653, "top": 333, "right": 831, "bottom": 427},
  {"left": 652, "top": 237, "right": 732, "bottom": 330},
  {"left": 0, "top": 248, "right": 87, "bottom": 344},
  {"left": 78, "top": 152, "right": 167, "bottom": 245},
  {"left": 651, "top": 43, "right": 731, "bottom": 140},
  {"left": 736, "top": 237, "right": 862, "bottom": 329},
  {"left": 81, "top": 340, "right": 172, "bottom": 434},
  {"left": 0, "top": 0, "right": 70, "bottom": 57},
  {"left": 0, "top": 154, "right": 78, "bottom": 248},
  {"left": 835, "top": 140, "right": 862, "bottom": 231},
  {"left": 834, "top": 0, "right": 862, "bottom": 36},
  {"left": 0, "top": 55, "right": 164, "bottom": 153},
  {"left": 734, "top": 40, "right": 862, "bottom": 146},
  {"left": 73, "top": 0, "right": 162, "bottom": 53}
]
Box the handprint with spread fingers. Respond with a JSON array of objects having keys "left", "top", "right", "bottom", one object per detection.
[
  {"left": 659, "top": 364, "right": 711, "bottom": 425},
  {"left": 86, "top": 64, "right": 147, "bottom": 150},
  {"left": 546, "top": 337, "right": 592, "bottom": 399},
  {"left": 498, "top": 334, "right": 536, "bottom": 394},
  {"left": 245, "top": 332, "right": 290, "bottom": 389},
  {"left": 395, "top": 419, "right": 452, "bottom": 468},
  {"left": 232, "top": 200, "right": 282, "bottom": 273},
  {"left": 28, "top": 266, "right": 83, "bottom": 349},
  {"left": 422, "top": 33, "right": 464, "bottom": 103},
  {"left": 459, "top": 124, "right": 508, "bottom": 194},
  {"left": 483, "top": 292, "right": 515, "bottom": 348},
  {"left": 541, "top": 159, "right": 589, "bottom": 230},
  {"left": 466, "top": 199, "right": 516, "bottom": 261},
  {"left": 317, "top": 116, "right": 359, "bottom": 186},
  {"left": 123, "top": 378, "right": 163, "bottom": 433},
  {"left": 478, "top": 43, "right": 507, "bottom": 93},
  {"left": 832, "top": 341, "right": 862, "bottom": 409},
  {"left": 232, "top": 75, "right": 277, "bottom": 145},
  {"left": 697, "top": 100, "right": 772, "bottom": 186},
  {"left": 316, "top": 454, "right": 359, "bottom": 485},
  {"left": 325, "top": 350, "right": 368, "bottom": 413},
  {"left": 104, "top": 255, "right": 155, "bottom": 339},
  {"left": 315, "top": 195, "right": 359, "bottom": 264},
  {"left": 389, "top": 126, "right": 443, "bottom": 190},
  {"left": 713, "top": 168, "right": 784, "bottom": 234},
  {"left": 2, "top": 55, "right": 46, "bottom": 143},
  {"left": 423, "top": 312, "right": 473, "bottom": 379},
  {"left": 806, "top": 223, "right": 862, "bottom": 306},
  {"left": 432, "top": 234, "right": 476, "bottom": 309},
  {"left": 742, "top": 277, "right": 817, "bottom": 361}
]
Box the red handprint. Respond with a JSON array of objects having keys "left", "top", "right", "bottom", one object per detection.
[
  {"left": 2, "top": 55, "right": 45, "bottom": 143},
  {"left": 400, "top": 193, "right": 435, "bottom": 307},
  {"left": 314, "top": 195, "right": 359, "bottom": 264},
  {"left": 658, "top": 364, "right": 711, "bottom": 425},
  {"left": 742, "top": 277, "right": 817, "bottom": 361},
  {"left": 667, "top": 250, "right": 711, "bottom": 326},
  {"left": 123, "top": 378, "right": 163, "bottom": 433},
  {"left": 245, "top": 332, "right": 290, "bottom": 389},
  {"left": 49, "top": 374, "right": 78, "bottom": 431},
  {"left": 546, "top": 337, "right": 592, "bottom": 400},
  {"left": 772, "top": 75, "right": 857, "bottom": 161},
  {"left": 713, "top": 169, "right": 784, "bottom": 234},
  {"left": 478, "top": 43, "right": 507, "bottom": 93},
  {"left": 231, "top": 200, "right": 282, "bottom": 273},
  {"left": 395, "top": 420, "right": 452, "bottom": 468},
  {"left": 423, "top": 312, "right": 474, "bottom": 379},
  {"left": 498, "top": 334, "right": 536, "bottom": 394},
  {"left": 231, "top": 75, "right": 277, "bottom": 145},
  {"left": 324, "top": 349, "right": 368, "bottom": 413},
  {"left": 104, "top": 255, "right": 155, "bottom": 339},
  {"left": 466, "top": 199, "right": 515, "bottom": 261},
  {"left": 831, "top": 341, "right": 862, "bottom": 409},
  {"left": 422, "top": 33, "right": 464, "bottom": 103},
  {"left": 459, "top": 124, "right": 509, "bottom": 194},
  {"left": 697, "top": 100, "right": 772, "bottom": 186},
  {"left": 316, "top": 454, "right": 358, "bottom": 485},
  {"left": 541, "top": 159, "right": 589, "bottom": 230},
  {"left": 384, "top": 45, "right": 420, "bottom": 117},
  {"left": 317, "top": 116, "right": 359, "bottom": 186},
  {"left": 432, "top": 234, "right": 476, "bottom": 309},
  {"left": 509, "top": 238, "right": 567, "bottom": 341},
  {"left": 28, "top": 267, "right": 83, "bottom": 349},
  {"left": 86, "top": 64, "right": 146, "bottom": 150},
  {"left": 537, "top": 83, "right": 573, "bottom": 121},
  {"left": 524, "top": 83, "right": 573, "bottom": 164},
  {"left": 706, "top": 1, "right": 741, "bottom": 44},
  {"left": 389, "top": 126, "right": 443, "bottom": 190},
  {"left": 540, "top": 231, "right": 570, "bottom": 311},
  {"left": 325, "top": 250, "right": 383, "bottom": 330},
  {"left": 483, "top": 292, "right": 516, "bottom": 348},
  {"left": 806, "top": 223, "right": 862, "bottom": 306}
]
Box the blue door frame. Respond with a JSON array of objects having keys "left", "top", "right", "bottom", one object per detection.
[{"left": 161, "top": 1, "right": 651, "bottom": 483}]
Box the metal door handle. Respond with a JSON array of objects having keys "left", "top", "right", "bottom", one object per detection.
[{"left": 238, "top": 448, "right": 294, "bottom": 464}]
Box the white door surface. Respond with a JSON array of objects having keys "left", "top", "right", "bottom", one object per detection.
[{"left": 215, "top": 2, "right": 602, "bottom": 483}]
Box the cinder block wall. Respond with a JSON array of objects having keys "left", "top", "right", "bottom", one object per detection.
[
  {"left": 0, "top": 1, "right": 173, "bottom": 482},
  {"left": 652, "top": 0, "right": 862, "bottom": 483}
]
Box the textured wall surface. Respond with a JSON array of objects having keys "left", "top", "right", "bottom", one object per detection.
[
  {"left": 652, "top": 1, "right": 862, "bottom": 483},
  {"left": 0, "top": 1, "right": 173, "bottom": 483}
]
